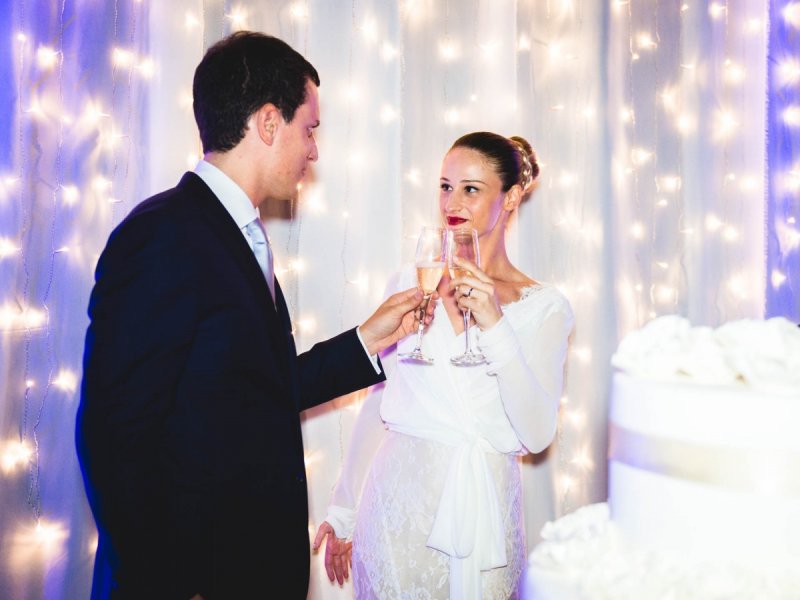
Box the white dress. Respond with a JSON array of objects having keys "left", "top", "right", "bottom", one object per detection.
[{"left": 325, "top": 266, "right": 574, "bottom": 600}]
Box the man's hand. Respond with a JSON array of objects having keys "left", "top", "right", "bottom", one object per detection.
[
  {"left": 359, "top": 287, "right": 438, "bottom": 356},
  {"left": 313, "top": 521, "right": 353, "bottom": 585}
]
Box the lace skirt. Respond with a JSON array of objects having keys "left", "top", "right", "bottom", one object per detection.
[{"left": 352, "top": 431, "right": 525, "bottom": 600}]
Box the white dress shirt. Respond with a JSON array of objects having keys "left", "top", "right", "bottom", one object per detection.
[
  {"left": 194, "top": 159, "right": 262, "bottom": 247},
  {"left": 192, "top": 160, "right": 380, "bottom": 373}
]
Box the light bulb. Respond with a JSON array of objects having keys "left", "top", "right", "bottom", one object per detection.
[
  {"left": 636, "top": 32, "right": 657, "bottom": 50},
  {"left": 185, "top": 12, "right": 200, "bottom": 30},
  {"left": 37, "top": 46, "right": 59, "bottom": 69},
  {"left": 380, "top": 42, "right": 398, "bottom": 61},
  {"left": 778, "top": 59, "right": 800, "bottom": 86},
  {"left": 290, "top": 2, "right": 308, "bottom": 19},
  {"left": 360, "top": 18, "right": 378, "bottom": 43},
  {"left": 783, "top": 2, "right": 800, "bottom": 28},
  {"left": 112, "top": 48, "right": 135, "bottom": 69},
  {"left": 723, "top": 60, "right": 746, "bottom": 85},
  {"left": 379, "top": 104, "right": 398, "bottom": 123},
  {"left": 783, "top": 105, "right": 800, "bottom": 126},
  {"left": 771, "top": 270, "right": 788, "bottom": 287},
  {"left": 438, "top": 39, "right": 459, "bottom": 62},
  {"left": 52, "top": 369, "right": 78, "bottom": 393},
  {"left": 709, "top": 2, "right": 726, "bottom": 18},
  {"left": 0, "top": 238, "right": 20, "bottom": 258}
]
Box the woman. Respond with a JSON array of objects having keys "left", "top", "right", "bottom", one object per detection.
[{"left": 314, "top": 132, "right": 574, "bottom": 599}]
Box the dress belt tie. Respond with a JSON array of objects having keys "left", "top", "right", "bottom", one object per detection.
[{"left": 426, "top": 437, "right": 507, "bottom": 599}]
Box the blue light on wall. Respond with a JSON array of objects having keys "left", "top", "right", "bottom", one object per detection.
[
  {"left": 766, "top": 0, "right": 800, "bottom": 320},
  {"left": 0, "top": 9, "right": 12, "bottom": 168}
]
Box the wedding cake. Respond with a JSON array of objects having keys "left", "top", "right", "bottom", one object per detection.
[{"left": 524, "top": 315, "right": 800, "bottom": 600}]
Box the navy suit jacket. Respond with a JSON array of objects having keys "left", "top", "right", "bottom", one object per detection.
[{"left": 76, "top": 172, "right": 384, "bottom": 599}]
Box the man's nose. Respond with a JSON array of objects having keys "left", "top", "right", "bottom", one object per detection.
[{"left": 308, "top": 141, "right": 319, "bottom": 162}]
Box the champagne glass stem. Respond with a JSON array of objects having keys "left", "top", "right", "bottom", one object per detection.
[
  {"left": 463, "top": 308, "right": 472, "bottom": 355},
  {"left": 411, "top": 295, "right": 430, "bottom": 352}
]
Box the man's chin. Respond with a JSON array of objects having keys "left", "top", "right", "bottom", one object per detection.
[
  {"left": 264, "top": 188, "right": 299, "bottom": 205},
  {"left": 284, "top": 181, "right": 304, "bottom": 202}
]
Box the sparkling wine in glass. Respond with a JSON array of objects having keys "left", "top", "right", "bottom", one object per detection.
[
  {"left": 398, "top": 226, "right": 446, "bottom": 363},
  {"left": 447, "top": 228, "right": 486, "bottom": 365}
]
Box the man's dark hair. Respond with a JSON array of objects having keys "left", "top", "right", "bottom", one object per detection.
[{"left": 192, "top": 31, "right": 321, "bottom": 153}]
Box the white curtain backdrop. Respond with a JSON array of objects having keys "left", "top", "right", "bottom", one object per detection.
[{"left": 1, "top": 1, "right": 791, "bottom": 599}]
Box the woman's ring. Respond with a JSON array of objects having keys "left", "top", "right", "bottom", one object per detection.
[{"left": 465, "top": 287, "right": 473, "bottom": 298}]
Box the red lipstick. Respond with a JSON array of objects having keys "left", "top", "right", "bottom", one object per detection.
[{"left": 446, "top": 216, "right": 468, "bottom": 227}]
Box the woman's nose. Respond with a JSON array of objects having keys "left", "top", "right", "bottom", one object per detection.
[{"left": 444, "top": 193, "right": 463, "bottom": 212}]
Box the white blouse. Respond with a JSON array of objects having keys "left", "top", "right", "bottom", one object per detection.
[{"left": 325, "top": 265, "right": 574, "bottom": 595}]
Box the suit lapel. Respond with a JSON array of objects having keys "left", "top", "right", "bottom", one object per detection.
[{"left": 178, "top": 173, "right": 293, "bottom": 390}]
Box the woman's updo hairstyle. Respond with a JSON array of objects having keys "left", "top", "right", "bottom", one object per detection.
[{"left": 450, "top": 131, "right": 539, "bottom": 199}]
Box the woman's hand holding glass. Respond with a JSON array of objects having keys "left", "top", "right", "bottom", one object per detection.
[
  {"left": 449, "top": 255, "right": 503, "bottom": 332},
  {"left": 447, "top": 229, "right": 487, "bottom": 365}
]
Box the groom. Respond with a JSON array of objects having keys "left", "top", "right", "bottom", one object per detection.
[{"left": 76, "top": 31, "right": 427, "bottom": 599}]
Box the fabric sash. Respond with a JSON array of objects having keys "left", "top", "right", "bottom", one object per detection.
[{"left": 387, "top": 425, "right": 508, "bottom": 600}]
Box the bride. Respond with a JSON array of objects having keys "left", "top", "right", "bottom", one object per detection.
[{"left": 314, "top": 131, "right": 574, "bottom": 600}]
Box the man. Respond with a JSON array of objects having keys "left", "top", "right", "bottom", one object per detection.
[{"left": 76, "top": 31, "right": 428, "bottom": 599}]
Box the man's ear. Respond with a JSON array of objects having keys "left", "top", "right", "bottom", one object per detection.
[
  {"left": 255, "top": 103, "right": 281, "bottom": 145},
  {"left": 504, "top": 184, "right": 522, "bottom": 211}
]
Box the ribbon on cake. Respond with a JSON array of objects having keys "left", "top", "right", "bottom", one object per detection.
[{"left": 608, "top": 423, "right": 800, "bottom": 496}]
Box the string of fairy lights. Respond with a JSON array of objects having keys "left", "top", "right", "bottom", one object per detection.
[
  {"left": 29, "top": 0, "right": 67, "bottom": 528},
  {"left": 612, "top": 0, "right": 773, "bottom": 329},
  {"left": 546, "top": 0, "right": 794, "bottom": 516},
  {"left": 1, "top": 0, "right": 150, "bottom": 565},
  {"left": 0, "top": 0, "right": 797, "bottom": 596},
  {"left": 519, "top": 0, "right": 610, "bottom": 518}
]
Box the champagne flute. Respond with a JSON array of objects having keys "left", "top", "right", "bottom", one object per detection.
[
  {"left": 398, "top": 226, "right": 446, "bottom": 363},
  {"left": 447, "top": 228, "right": 486, "bottom": 365}
]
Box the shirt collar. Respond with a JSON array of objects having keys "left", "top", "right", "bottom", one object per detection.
[{"left": 194, "top": 159, "right": 260, "bottom": 229}]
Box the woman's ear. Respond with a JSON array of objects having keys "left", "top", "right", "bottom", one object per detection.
[{"left": 504, "top": 184, "right": 522, "bottom": 211}]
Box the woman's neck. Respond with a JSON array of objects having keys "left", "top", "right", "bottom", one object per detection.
[{"left": 477, "top": 228, "right": 515, "bottom": 281}]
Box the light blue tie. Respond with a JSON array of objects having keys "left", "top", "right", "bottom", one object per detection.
[{"left": 245, "top": 218, "right": 276, "bottom": 302}]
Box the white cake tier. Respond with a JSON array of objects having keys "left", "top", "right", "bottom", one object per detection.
[
  {"left": 609, "top": 372, "right": 800, "bottom": 566},
  {"left": 526, "top": 317, "right": 800, "bottom": 599},
  {"left": 525, "top": 503, "right": 800, "bottom": 600}
]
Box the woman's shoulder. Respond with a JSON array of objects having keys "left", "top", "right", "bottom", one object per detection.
[{"left": 503, "top": 280, "right": 574, "bottom": 323}]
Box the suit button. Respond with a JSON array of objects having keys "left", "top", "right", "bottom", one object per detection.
[{"left": 296, "top": 473, "right": 306, "bottom": 484}]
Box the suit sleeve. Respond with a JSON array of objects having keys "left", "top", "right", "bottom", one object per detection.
[
  {"left": 76, "top": 211, "right": 198, "bottom": 595},
  {"left": 294, "top": 327, "right": 386, "bottom": 411}
]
